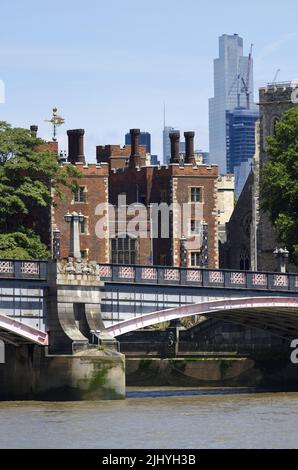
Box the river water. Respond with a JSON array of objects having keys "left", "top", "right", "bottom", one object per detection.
[{"left": 0, "top": 388, "right": 298, "bottom": 449}]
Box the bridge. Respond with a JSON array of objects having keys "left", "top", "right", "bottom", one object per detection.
[
  {"left": 0, "top": 260, "right": 298, "bottom": 343},
  {"left": 0, "top": 258, "right": 298, "bottom": 398},
  {"left": 95, "top": 264, "right": 298, "bottom": 339},
  {"left": 105, "top": 297, "right": 298, "bottom": 340}
]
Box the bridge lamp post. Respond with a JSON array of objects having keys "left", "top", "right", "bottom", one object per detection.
[
  {"left": 180, "top": 235, "right": 187, "bottom": 268},
  {"left": 64, "top": 211, "right": 85, "bottom": 259},
  {"left": 274, "top": 247, "right": 289, "bottom": 273},
  {"left": 52, "top": 228, "right": 61, "bottom": 260}
]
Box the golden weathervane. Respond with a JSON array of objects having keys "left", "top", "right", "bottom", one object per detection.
[{"left": 45, "top": 107, "right": 65, "bottom": 141}]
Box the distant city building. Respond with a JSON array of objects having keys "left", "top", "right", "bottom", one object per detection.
[
  {"left": 196, "top": 150, "right": 210, "bottom": 165},
  {"left": 209, "top": 34, "right": 256, "bottom": 174},
  {"left": 125, "top": 131, "right": 151, "bottom": 153},
  {"left": 226, "top": 107, "right": 259, "bottom": 196},
  {"left": 163, "top": 126, "right": 175, "bottom": 165},
  {"left": 179, "top": 141, "right": 186, "bottom": 156},
  {"left": 150, "top": 154, "right": 160, "bottom": 165}
]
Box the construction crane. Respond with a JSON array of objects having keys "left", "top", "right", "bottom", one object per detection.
[
  {"left": 272, "top": 69, "right": 281, "bottom": 84},
  {"left": 228, "top": 73, "right": 242, "bottom": 108},
  {"left": 241, "top": 44, "right": 253, "bottom": 109}
]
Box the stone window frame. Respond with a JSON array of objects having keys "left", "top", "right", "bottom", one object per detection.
[
  {"left": 189, "top": 251, "right": 201, "bottom": 267},
  {"left": 189, "top": 219, "right": 201, "bottom": 236},
  {"left": 110, "top": 234, "right": 137, "bottom": 265},
  {"left": 72, "top": 185, "right": 88, "bottom": 204},
  {"left": 189, "top": 186, "right": 204, "bottom": 203}
]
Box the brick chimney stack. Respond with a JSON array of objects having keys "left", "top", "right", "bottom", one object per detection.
[
  {"left": 129, "top": 128, "right": 141, "bottom": 167},
  {"left": 169, "top": 131, "right": 180, "bottom": 164},
  {"left": 67, "top": 129, "right": 85, "bottom": 164},
  {"left": 184, "top": 131, "right": 196, "bottom": 164}
]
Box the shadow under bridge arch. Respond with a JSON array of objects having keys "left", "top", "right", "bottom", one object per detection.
[{"left": 105, "top": 297, "right": 298, "bottom": 340}]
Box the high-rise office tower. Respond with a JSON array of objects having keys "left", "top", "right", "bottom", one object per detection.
[
  {"left": 226, "top": 107, "right": 259, "bottom": 196},
  {"left": 125, "top": 131, "right": 151, "bottom": 153},
  {"left": 209, "top": 34, "right": 256, "bottom": 174},
  {"left": 163, "top": 126, "right": 175, "bottom": 165}
]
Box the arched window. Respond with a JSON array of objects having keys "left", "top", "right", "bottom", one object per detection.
[
  {"left": 0, "top": 340, "right": 5, "bottom": 364},
  {"left": 242, "top": 212, "right": 252, "bottom": 239},
  {"left": 271, "top": 116, "right": 280, "bottom": 136},
  {"left": 240, "top": 247, "right": 250, "bottom": 271}
]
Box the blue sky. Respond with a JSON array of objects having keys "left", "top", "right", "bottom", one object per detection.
[{"left": 1, "top": 0, "right": 298, "bottom": 160}]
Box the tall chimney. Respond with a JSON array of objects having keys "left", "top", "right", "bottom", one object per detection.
[
  {"left": 169, "top": 131, "right": 180, "bottom": 164},
  {"left": 67, "top": 129, "right": 85, "bottom": 164},
  {"left": 30, "top": 125, "right": 38, "bottom": 138},
  {"left": 129, "top": 128, "right": 140, "bottom": 167},
  {"left": 184, "top": 131, "right": 195, "bottom": 164}
]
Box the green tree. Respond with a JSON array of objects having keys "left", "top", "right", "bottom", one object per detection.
[
  {"left": 262, "top": 108, "right": 298, "bottom": 264},
  {"left": 0, "top": 121, "right": 79, "bottom": 259}
]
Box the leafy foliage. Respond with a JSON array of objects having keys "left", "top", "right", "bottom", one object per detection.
[
  {"left": 0, "top": 121, "right": 80, "bottom": 258},
  {"left": 262, "top": 108, "right": 298, "bottom": 264},
  {"left": 0, "top": 229, "right": 50, "bottom": 259}
]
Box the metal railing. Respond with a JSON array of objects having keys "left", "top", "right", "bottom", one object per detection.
[
  {"left": 0, "top": 259, "right": 297, "bottom": 292},
  {"left": 96, "top": 263, "right": 298, "bottom": 292},
  {"left": 0, "top": 259, "right": 48, "bottom": 280}
]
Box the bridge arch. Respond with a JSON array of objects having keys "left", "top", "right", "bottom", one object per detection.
[
  {"left": 106, "top": 297, "right": 298, "bottom": 339},
  {"left": 0, "top": 314, "right": 48, "bottom": 346}
]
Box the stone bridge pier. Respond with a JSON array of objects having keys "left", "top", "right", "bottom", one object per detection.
[{"left": 0, "top": 259, "right": 125, "bottom": 400}]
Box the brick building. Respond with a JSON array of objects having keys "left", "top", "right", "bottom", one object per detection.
[{"left": 52, "top": 128, "right": 219, "bottom": 268}]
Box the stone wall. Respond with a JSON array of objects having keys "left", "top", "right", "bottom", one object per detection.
[{"left": 0, "top": 344, "right": 125, "bottom": 400}]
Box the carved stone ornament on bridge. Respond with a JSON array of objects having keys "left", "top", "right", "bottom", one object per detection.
[{"left": 57, "top": 257, "right": 102, "bottom": 284}]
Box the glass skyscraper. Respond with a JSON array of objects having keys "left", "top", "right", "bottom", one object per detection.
[
  {"left": 125, "top": 131, "right": 151, "bottom": 153},
  {"left": 209, "top": 34, "right": 255, "bottom": 174},
  {"left": 163, "top": 126, "right": 175, "bottom": 165},
  {"left": 226, "top": 108, "right": 259, "bottom": 196}
]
